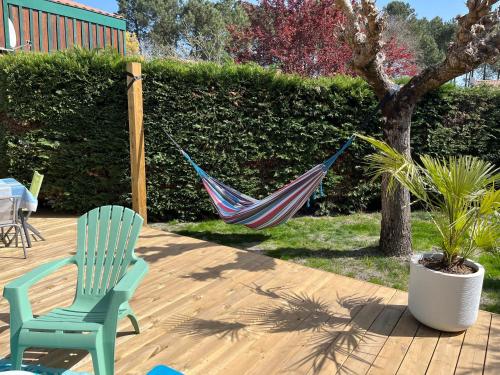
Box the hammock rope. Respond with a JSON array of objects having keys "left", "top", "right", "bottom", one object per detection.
[{"left": 163, "top": 129, "right": 355, "bottom": 229}]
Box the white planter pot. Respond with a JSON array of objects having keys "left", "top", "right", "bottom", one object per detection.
[{"left": 408, "top": 253, "right": 484, "bottom": 332}]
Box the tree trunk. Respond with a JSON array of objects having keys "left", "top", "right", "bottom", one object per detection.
[{"left": 379, "top": 104, "right": 413, "bottom": 256}]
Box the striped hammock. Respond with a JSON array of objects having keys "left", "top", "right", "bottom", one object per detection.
[{"left": 180, "top": 136, "right": 354, "bottom": 230}]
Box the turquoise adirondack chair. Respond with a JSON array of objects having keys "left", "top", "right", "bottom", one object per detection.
[{"left": 3, "top": 206, "right": 149, "bottom": 375}]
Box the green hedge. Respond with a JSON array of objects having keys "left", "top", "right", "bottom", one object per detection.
[
  {"left": 1, "top": 50, "right": 499, "bottom": 220},
  {"left": 0, "top": 51, "right": 132, "bottom": 211}
]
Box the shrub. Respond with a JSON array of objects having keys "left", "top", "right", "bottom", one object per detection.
[
  {"left": 361, "top": 134, "right": 499, "bottom": 268},
  {"left": 1, "top": 50, "right": 498, "bottom": 220},
  {"left": 0, "top": 50, "right": 132, "bottom": 211}
]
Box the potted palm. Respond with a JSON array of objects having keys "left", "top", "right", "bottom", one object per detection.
[{"left": 358, "top": 134, "right": 499, "bottom": 332}]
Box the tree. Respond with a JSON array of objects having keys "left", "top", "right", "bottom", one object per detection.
[
  {"left": 125, "top": 32, "right": 141, "bottom": 56},
  {"left": 229, "top": 0, "right": 352, "bottom": 76},
  {"left": 466, "top": 57, "right": 500, "bottom": 85},
  {"left": 416, "top": 32, "right": 445, "bottom": 67},
  {"left": 385, "top": 1, "right": 415, "bottom": 20},
  {"left": 118, "top": 0, "right": 246, "bottom": 61},
  {"left": 384, "top": 1, "right": 457, "bottom": 68},
  {"left": 494, "top": 58, "right": 500, "bottom": 79},
  {"left": 428, "top": 17, "right": 457, "bottom": 53},
  {"left": 179, "top": 0, "right": 248, "bottom": 63},
  {"left": 118, "top": 0, "right": 180, "bottom": 54},
  {"left": 335, "top": 0, "right": 500, "bottom": 256},
  {"left": 229, "top": 0, "right": 417, "bottom": 77}
]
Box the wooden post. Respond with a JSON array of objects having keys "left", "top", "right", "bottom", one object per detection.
[{"left": 127, "top": 62, "right": 147, "bottom": 224}]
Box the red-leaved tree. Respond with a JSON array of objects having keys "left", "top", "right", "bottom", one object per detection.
[
  {"left": 228, "top": 0, "right": 418, "bottom": 77},
  {"left": 383, "top": 37, "right": 419, "bottom": 77}
]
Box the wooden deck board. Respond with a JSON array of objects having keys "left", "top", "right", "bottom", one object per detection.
[
  {"left": 0, "top": 215, "right": 498, "bottom": 375},
  {"left": 455, "top": 311, "right": 491, "bottom": 375},
  {"left": 484, "top": 314, "right": 500, "bottom": 375}
]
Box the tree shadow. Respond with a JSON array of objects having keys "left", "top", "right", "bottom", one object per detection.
[
  {"left": 1, "top": 324, "right": 137, "bottom": 372},
  {"left": 163, "top": 284, "right": 412, "bottom": 373},
  {"left": 0, "top": 239, "right": 27, "bottom": 259},
  {"left": 167, "top": 228, "right": 385, "bottom": 261},
  {"left": 1, "top": 349, "right": 89, "bottom": 374},
  {"left": 135, "top": 241, "right": 215, "bottom": 263},
  {"left": 0, "top": 312, "right": 9, "bottom": 323},
  {"left": 482, "top": 277, "right": 500, "bottom": 313},
  {"left": 483, "top": 277, "right": 500, "bottom": 295},
  {"left": 135, "top": 230, "right": 277, "bottom": 280},
  {"left": 172, "top": 230, "right": 271, "bottom": 251},
  {"left": 265, "top": 245, "right": 385, "bottom": 260},
  {"left": 0, "top": 312, "right": 9, "bottom": 334},
  {"left": 182, "top": 250, "right": 276, "bottom": 281},
  {"left": 26, "top": 348, "right": 88, "bottom": 371}
]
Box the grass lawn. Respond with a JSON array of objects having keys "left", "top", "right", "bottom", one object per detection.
[{"left": 153, "top": 211, "right": 500, "bottom": 314}]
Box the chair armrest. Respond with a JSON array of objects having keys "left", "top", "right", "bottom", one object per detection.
[
  {"left": 103, "top": 259, "right": 148, "bottom": 330},
  {"left": 4, "top": 256, "right": 76, "bottom": 295},
  {"left": 111, "top": 258, "right": 149, "bottom": 304},
  {"left": 3, "top": 256, "right": 76, "bottom": 335}
]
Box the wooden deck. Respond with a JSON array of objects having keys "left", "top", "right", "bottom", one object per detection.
[{"left": 0, "top": 215, "right": 499, "bottom": 375}]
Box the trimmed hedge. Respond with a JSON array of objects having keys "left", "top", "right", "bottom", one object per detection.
[
  {"left": 0, "top": 51, "right": 132, "bottom": 211},
  {"left": 1, "top": 50, "right": 499, "bottom": 220}
]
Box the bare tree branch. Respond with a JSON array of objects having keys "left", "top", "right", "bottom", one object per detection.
[
  {"left": 336, "top": 0, "right": 499, "bottom": 104},
  {"left": 335, "top": 0, "right": 395, "bottom": 99},
  {"left": 399, "top": 0, "right": 500, "bottom": 102}
]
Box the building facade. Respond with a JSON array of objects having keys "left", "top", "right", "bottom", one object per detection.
[{"left": 0, "top": 0, "right": 126, "bottom": 54}]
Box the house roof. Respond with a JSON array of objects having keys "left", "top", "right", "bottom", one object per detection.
[
  {"left": 472, "top": 79, "right": 500, "bottom": 87},
  {"left": 48, "top": 0, "right": 123, "bottom": 19}
]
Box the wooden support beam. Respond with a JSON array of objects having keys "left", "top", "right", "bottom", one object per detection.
[{"left": 126, "top": 62, "right": 147, "bottom": 224}]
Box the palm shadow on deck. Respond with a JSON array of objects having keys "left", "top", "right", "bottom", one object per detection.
[{"left": 164, "top": 284, "right": 428, "bottom": 374}]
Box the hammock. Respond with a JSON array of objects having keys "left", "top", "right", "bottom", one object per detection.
[{"left": 175, "top": 136, "right": 355, "bottom": 230}]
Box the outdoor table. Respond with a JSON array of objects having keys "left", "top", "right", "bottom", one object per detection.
[{"left": 0, "top": 178, "right": 38, "bottom": 247}]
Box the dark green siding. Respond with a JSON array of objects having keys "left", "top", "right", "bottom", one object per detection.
[{"left": 2, "top": 0, "right": 126, "bottom": 53}]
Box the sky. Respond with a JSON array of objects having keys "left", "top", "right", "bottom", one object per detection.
[
  {"left": 375, "top": 1, "right": 468, "bottom": 21},
  {"left": 80, "top": 0, "right": 469, "bottom": 22}
]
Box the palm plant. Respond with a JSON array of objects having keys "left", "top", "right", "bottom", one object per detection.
[{"left": 358, "top": 134, "right": 499, "bottom": 269}]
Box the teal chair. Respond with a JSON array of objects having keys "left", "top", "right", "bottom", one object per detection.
[{"left": 3, "top": 206, "right": 149, "bottom": 375}]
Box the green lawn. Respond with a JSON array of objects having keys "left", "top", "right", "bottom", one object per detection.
[{"left": 153, "top": 211, "right": 500, "bottom": 313}]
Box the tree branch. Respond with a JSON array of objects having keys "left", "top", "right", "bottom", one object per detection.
[
  {"left": 399, "top": 0, "right": 500, "bottom": 102},
  {"left": 335, "top": 0, "right": 395, "bottom": 99}
]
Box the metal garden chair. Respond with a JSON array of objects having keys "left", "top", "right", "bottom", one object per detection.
[
  {"left": 21, "top": 171, "right": 44, "bottom": 246},
  {"left": 3, "top": 206, "right": 149, "bottom": 375},
  {"left": 3, "top": 171, "right": 44, "bottom": 248},
  {"left": 0, "top": 196, "right": 27, "bottom": 258}
]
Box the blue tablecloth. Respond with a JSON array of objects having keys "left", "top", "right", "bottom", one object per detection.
[{"left": 0, "top": 178, "right": 38, "bottom": 212}]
